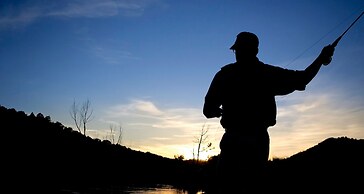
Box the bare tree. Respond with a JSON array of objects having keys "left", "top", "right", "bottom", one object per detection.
[
  {"left": 70, "top": 99, "right": 93, "bottom": 136},
  {"left": 174, "top": 154, "right": 185, "bottom": 161},
  {"left": 116, "top": 124, "right": 123, "bottom": 145},
  {"left": 193, "top": 123, "right": 214, "bottom": 161},
  {"left": 108, "top": 123, "right": 123, "bottom": 145}
]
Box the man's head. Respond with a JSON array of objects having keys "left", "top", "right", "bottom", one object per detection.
[{"left": 230, "top": 32, "right": 259, "bottom": 60}]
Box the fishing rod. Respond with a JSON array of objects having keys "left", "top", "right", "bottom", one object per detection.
[{"left": 323, "top": 10, "right": 364, "bottom": 65}]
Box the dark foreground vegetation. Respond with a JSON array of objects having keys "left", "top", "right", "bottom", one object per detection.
[{"left": 1, "top": 105, "right": 363, "bottom": 193}]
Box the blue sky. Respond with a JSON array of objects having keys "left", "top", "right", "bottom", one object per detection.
[{"left": 1, "top": 0, "right": 363, "bottom": 160}]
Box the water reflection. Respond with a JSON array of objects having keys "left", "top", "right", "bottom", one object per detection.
[
  {"left": 123, "top": 184, "right": 204, "bottom": 194},
  {"left": 61, "top": 184, "right": 205, "bottom": 194}
]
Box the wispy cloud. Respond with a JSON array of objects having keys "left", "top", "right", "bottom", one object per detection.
[
  {"left": 0, "top": 0, "right": 162, "bottom": 30},
  {"left": 46, "top": 0, "right": 154, "bottom": 18},
  {"left": 106, "top": 99, "right": 164, "bottom": 118},
  {"left": 270, "top": 90, "right": 364, "bottom": 159},
  {"left": 0, "top": 5, "right": 42, "bottom": 30},
  {"left": 91, "top": 45, "right": 139, "bottom": 65},
  {"left": 101, "top": 99, "right": 222, "bottom": 158},
  {"left": 104, "top": 99, "right": 220, "bottom": 134}
]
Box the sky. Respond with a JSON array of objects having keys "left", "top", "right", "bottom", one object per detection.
[{"left": 1, "top": 0, "right": 363, "bottom": 161}]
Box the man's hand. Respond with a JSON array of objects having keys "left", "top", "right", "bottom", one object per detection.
[{"left": 319, "top": 44, "right": 335, "bottom": 66}]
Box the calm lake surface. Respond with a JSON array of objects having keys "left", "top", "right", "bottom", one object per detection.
[
  {"left": 122, "top": 184, "right": 205, "bottom": 193},
  {"left": 61, "top": 184, "right": 205, "bottom": 194}
]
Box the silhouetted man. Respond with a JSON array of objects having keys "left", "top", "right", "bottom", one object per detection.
[{"left": 203, "top": 31, "right": 335, "bottom": 193}]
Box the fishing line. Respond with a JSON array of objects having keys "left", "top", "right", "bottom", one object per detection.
[{"left": 284, "top": 8, "right": 364, "bottom": 68}]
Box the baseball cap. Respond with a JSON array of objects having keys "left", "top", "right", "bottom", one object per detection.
[{"left": 230, "top": 31, "right": 259, "bottom": 50}]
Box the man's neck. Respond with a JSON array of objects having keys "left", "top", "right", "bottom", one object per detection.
[{"left": 236, "top": 56, "right": 258, "bottom": 63}]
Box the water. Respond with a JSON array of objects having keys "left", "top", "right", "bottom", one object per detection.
[
  {"left": 122, "top": 184, "right": 204, "bottom": 193},
  {"left": 60, "top": 184, "right": 205, "bottom": 194}
]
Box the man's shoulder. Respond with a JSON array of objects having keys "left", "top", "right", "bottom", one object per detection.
[
  {"left": 221, "top": 62, "right": 236, "bottom": 68},
  {"left": 220, "top": 62, "right": 238, "bottom": 71},
  {"left": 260, "top": 62, "right": 287, "bottom": 71},
  {"left": 219, "top": 61, "right": 287, "bottom": 73}
]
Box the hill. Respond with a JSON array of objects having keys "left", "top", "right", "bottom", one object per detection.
[
  {"left": 1, "top": 105, "right": 363, "bottom": 193},
  {"left": 1, "top": 105, "right": 204, "bottom": 193},
  {"left": 266, "top": 136, "right": 364, "bottom": 192}
]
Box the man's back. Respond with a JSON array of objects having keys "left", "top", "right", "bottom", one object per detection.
[{"left": 204, "top": 57, "right": 308, "bottom": 130}]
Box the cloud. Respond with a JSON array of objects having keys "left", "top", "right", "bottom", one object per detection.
[
  {"left": 0, "top": 5, "right": 42, "bottom": 30},
  {"left": 106, "top": 99, "right": 164, "bottom": 118},
  {"left": 270, "top": 90, "right": 364, "bottom": 159},
  {"left": 46, "top": 0, "right": 153, "bottom": 18},
  {"left": 91, "top": 45, "right": 139, "bottom": 65},
  {"left": 103, "top": 99, "right": 213, "bottom": 133},
  {"left": 0, "top": 0, "right": 162, "bottom": 30},
  {"left": 100, "top": 99, "right": 222, "bottom": 158}
]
